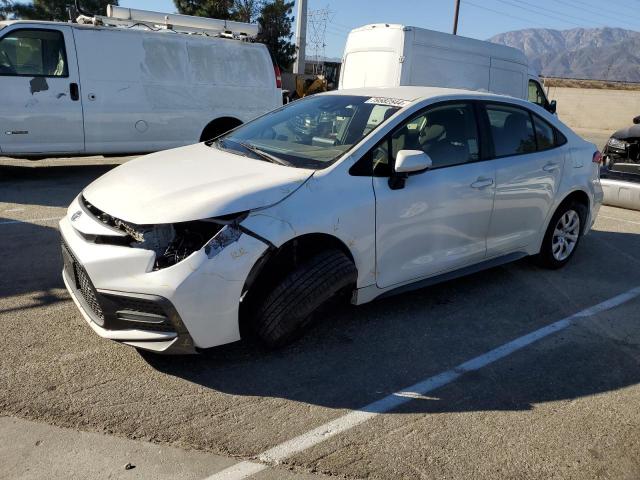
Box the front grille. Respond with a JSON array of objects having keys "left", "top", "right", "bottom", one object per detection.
[
  {"left": 61, "top": 241, "right": 105, "bottom": 325},
  {"left": 61, "top": 238, "right": 178, "bottom": 334}
]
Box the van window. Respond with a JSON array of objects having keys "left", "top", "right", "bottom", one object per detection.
[
  {"left": 486, "top": 104, "right": 536, "bottom": 157},
  {"left": 390, "top": 103, "right": 480, "bottom": 170},
  {"left": 0, "top": 29, "right": 68, "bottom": 77},
  {"left": 528, "top": 80, "right": 547, "bottom": 108}
]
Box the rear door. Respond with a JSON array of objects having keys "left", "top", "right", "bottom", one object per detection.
[
  {"left": 482, "top": 102, "right": 566, "bottom": 256},
  {"left": 0, "top": 25, "right": 84, "bottom": 154}
]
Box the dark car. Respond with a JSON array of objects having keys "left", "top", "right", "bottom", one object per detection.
[{"left": 601, "top": 115, "right": 640, "bottom": 210}]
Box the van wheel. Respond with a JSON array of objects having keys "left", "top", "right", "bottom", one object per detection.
[
  {"left": 535, "top": 201, "right": 587, "bottom": 269},
  {"left": 200, "top": 117, "right": 242, "bottom": 142},
  {"left": 252, "top": 249, "right": 357, "bottom": 348}
]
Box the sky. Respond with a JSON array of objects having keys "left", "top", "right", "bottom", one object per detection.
[{"left": 121, "top": 0, "right": 640, "bottom": 59}]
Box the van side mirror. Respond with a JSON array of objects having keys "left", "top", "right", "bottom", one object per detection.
[
  {"left": 633, "top": 115, "right": 640, "bottom": 125},
  {"left": 547, "top": 100, "right": 557, "bottom": 115},
  {"left": 389, "top": 150, "right": 432, "bottom": 190}
]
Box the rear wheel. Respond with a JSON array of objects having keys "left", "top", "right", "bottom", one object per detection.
[
  {"left": 251, "top": 249, "right": 356, "bottom": 348},
  {"left": 536, "top": 201, "right": 587, "bottom": 269}
]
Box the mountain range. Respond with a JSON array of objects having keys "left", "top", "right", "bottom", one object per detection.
[{"left": 489, "top": 27, "right": 640, "bottom": 82}]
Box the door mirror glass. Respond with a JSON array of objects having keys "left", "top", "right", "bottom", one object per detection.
[
  {"left": 633, "top": 115, "right": 640, "bottom": 125},
  {"left": 547, "top": 100, "right": 557, "bottom": 114},
  {"left": 395, "top": 150, "right": 432, "bottom": 173}
]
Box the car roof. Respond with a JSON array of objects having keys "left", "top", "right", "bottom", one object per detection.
[{"left": 327, "top": 86, "right": 515, "bottom": 104}]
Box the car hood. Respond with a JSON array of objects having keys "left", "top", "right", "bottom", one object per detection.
[
  {"left": 83, "top": 143, "right": 314, "bottom": 224},
  {"left": 612, "top": 124, "right": 640, "bottom": 140}
]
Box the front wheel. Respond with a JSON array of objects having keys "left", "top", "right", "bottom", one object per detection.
[
  {"left": 251, "top": 249, "right": 357, "bottom": 348},
  {"left": 535, "top": 201, "right": 587, "bottom": 269}
]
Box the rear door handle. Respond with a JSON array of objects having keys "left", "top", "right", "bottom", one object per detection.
[
  {"left": 543, "top": 162, "right": 560, "bottom": 172},
  {"left": 471, "top": 177, "right": 494, "bottom": 189},
  {"left": 70, "top": 83, "right": 79, "bottom": 101}
]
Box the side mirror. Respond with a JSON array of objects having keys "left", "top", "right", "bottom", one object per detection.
[
  {"left": 395, "top": 150, "right": 432, "bottom": 173},
  {"left": 547, "top": 100, "right": 557, "bottom": 115},
  {"left": 389, "top": 150, "right": 432, "bottom": 190},
  {"left": 633, "top": 115, "right": 640, "bottom": 125}
]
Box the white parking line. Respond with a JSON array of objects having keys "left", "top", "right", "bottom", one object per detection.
[
  {"left": 0, "top": 216, "right": 62, "bottom": 226},
  {"left": 205, "top": 286, "right": 640, "bottom": 480},
  {"left": 599, "top": 215, "right": 640, "bottom": 227}
]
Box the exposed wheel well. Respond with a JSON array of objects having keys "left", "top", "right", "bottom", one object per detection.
[
  {"left": 239, "top": 233, "right": 357, "bottom": 338},
  {"left": 561, "top": 190, "right": 590, "bottom": 209},
  {"left": 200, "top": 117, "right": 243, "bottom": 142}
]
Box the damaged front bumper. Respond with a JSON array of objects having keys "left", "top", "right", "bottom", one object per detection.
[{"left": 59, "top": 196, "right": 270, "bottom": 353}]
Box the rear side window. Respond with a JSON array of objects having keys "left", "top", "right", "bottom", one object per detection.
[
  {"left": 0, "top": 29, "right": 68, "bottom": 77},
  {"left": 486, "top": 104, "right": 536, "bottom": 157},
  {"left": 533, "top": 114, "right": 555, "bottom": 150}
]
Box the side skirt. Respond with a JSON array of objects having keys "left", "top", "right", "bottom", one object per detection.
[{"left": 354, "top": 252, "right": 529, "bottom": 305}]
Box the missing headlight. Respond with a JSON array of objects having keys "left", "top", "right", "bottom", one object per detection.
[{"left": 153, "top": 221, "right": 223, "bottom": 270}]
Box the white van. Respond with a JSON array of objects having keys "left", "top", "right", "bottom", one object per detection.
[
  {"left": 0, "top": 8, "right": 281, "bottom": 157},
  {"left": 339, "top": 24, "right": 555, "bottom": 114}
]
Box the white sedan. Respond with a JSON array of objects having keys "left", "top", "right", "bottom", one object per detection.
[{"left": 59, "top": 86, "right": 603, "bottom": 354}]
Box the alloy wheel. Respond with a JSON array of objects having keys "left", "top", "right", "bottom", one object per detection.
[{"left": 552, "top": 209, "right": 580, "bottom": 261}]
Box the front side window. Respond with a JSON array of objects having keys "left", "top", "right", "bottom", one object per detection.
[
  {"left": 486, "top": 104, "right": 536, "bottom": 157},
  {"left": 390, "top": 102, "right": 480, "bottom": 169},
  {"left": 214, "top": 95, "right": 400, "bottom": 169},
  {"left": 528, "top": 80, "right": 547, "bottom": 108},
  {"left": 0, "top": 29, "right": 68, "bottom": 77}
]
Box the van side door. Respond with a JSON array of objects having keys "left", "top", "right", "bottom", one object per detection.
[{"left": 0, "top": 25, "right": 84, "bottom": 155}]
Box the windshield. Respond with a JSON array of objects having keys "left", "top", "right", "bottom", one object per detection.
[{"left": 213, "top": 95, "right": 402, "bottom": 169}]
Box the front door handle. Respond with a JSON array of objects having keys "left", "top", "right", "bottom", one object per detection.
[
  {"left": 471, "top": 177, "right": 494, "bottom": 189},
  {"left": 70, "top": 83, "right": 79, "bottom": 101},
  {"left": 543, "top": 162, "right": 560, "bottom": 172}
]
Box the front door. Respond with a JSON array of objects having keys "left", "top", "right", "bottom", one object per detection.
[
  {"left": 0, "top": 25, "right": 84, "bottom": 155},
  {"left": 373, "top": 102, "right": 496, "bottom": 289}
]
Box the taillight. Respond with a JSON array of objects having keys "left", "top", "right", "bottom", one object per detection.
[
  {"left": 592, "top": 151, "right": 603, "bottom": 164},
  {"left": 274, "top": 64, "right": 282, "bottom": 89}
]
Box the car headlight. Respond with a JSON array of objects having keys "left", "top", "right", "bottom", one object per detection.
[
  {"left": 608, "top": 137, "right": 627, "bottom": 150},
  {"left": 204, "top": 224, "right": 242, "bottom": 259}
]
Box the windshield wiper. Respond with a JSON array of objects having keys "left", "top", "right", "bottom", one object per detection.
[{"left": 224, "top": 138, "right": 291, "bottom": 166}]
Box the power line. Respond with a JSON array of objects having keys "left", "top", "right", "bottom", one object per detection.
[
  {"left": 462, "top": 0, "right": 550, "bottom": 26},
  {"left": 510, "top": 0, "right": 617, "bottom": 26},
  {"left": 493, "top": 0, "right": 584, "bottom": 27},
  {"left": 556, "top": 0, "right": 640, "bottom": 27}
]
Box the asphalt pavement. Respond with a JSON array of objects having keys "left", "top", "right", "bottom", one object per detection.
[{"left": 1, "top": 145, "right": 639, "bottom": 479}]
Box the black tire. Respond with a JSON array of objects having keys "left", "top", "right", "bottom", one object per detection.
[
  {"left": 535, "top": 200, "right": 587, "bottom": 269},
  {"left": 252, "top": 249, "right": 356, "bottom": 348}
]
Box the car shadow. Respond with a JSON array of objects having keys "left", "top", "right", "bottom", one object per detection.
[{"left": 142, "top": 228, "right": 640, "bottom": 413}]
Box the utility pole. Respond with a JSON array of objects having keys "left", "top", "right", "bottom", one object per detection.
[
  {"left": 453, "top": 0, "right": 460, "bottom": 35},
  {"left": 293, "top": 0, "right": 307, "bottom": 75}
]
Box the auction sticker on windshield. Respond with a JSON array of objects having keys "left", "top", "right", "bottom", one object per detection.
[{"left": 365, "top": 97, "right": 411, "bottom": 107}]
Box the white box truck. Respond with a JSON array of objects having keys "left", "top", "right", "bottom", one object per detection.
[
  {"left": 0, "top": 6, "right": 281, "bottom": 157},
  {"left": 339, "top": 24, "right": 555, "bottom": 114}
]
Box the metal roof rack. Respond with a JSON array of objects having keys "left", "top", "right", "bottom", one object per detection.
[{"left": 76, "top": 4, "right": 259, "bottom": 41}]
